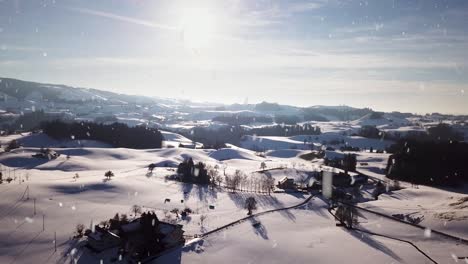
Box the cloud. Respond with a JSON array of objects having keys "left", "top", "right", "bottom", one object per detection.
[
  {"left": 66, "top": 7, "right": 177, "bottom": 31},
  {"left": 233, "top": 0, "right": 325, "bottom": 28},
  {"left": 288, "top": 2, "right": 323, "bottom": 13}
]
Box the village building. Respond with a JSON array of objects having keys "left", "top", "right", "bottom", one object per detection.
[
  {"left": 32, "top": 148, "right": 60, "bottom": 160},
  {"left": 86, "top": 212, "right": 185, "bottom": 262},
  {"left": 277, "top": 176, "right": 295, "bottom": 189}
]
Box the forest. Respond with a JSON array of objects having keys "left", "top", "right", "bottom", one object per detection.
[{"left": 41, "top": 120, "right": 163, "bottom": 149}]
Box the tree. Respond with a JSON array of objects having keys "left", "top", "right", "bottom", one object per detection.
[
  {"left": 342, "top": 154, "right": 357, "bottom": 173},
  {"left": 104, "top": 170, "right": 114, "bottom": 180},
  {"left": 245, "top": 197, "right": 257, "bottom": 215},
  {"left": 120, "top": 214, "right": 129, "bottom": 224},
  {"left": 213, "top": 170, "right": 223, "bottom": 187},
  {"left": 225, "top": 175, "right": 235, "bottom": 191},
  {"left": 200, "top": 214, "right": 207, "bottom": 232},
  {"left": 297, "top": 174, "right": 308, "bottom": 188},
  {"left": 131, "top": 205, "right": 142, "bottom": 217},
  {"left": 233, "top": 170, "right": 243, "bottom": 191},
  {"left": 207, "top": 166, "right": 219, "bottom": 188},
  {"left": 5, "top": 140, "right": 20, "bottom": 152},
  {"left": 372, "top": 181, "right": 386, "bottom": 200},
  {"left": 335, "top": 203, "right": 358, "bottom": 229},
  {"left": 260, "top": 161, "right": 267, "bottom": 171},
  {"left": 75, "top": 223, "right": 85, "bottom": 238},
  {"left": 264, "top": 175, "right": 275, "bottom": 195},
  {"left": 428, "top": 123, "right": 463, "bottom": 141},
  {"left": 148, "top": 163, "right": 156, "bottom": 173}
]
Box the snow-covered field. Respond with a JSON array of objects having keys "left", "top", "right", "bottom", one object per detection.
[{"left": 0, "top": 126, "right": 467, "bottom": 263}]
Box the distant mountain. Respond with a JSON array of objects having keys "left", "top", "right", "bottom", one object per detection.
[
  {"left": 0, "top": 77, "right": 157, "bottom": 105},
  {"left": 0, "top": 77, "right": 418, "bottom": 124}
]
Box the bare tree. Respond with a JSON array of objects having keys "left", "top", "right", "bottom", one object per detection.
[
  {"left": 260, "top": 161, "right": 267, "bottom": 171},
  {"left": 241, "top": 174, "right": 249, "bottom": 192},
  {"left": 335, "top": 203, "right": 358, "bottom": 229},
  {"left": 131, "top": 205, "right": 142, "bottom": 218},
  {"left": 259, "top": 175, "right": 266, "bottom": 193},
  {"left": 214, "top": 173, "right": 223, "bottom": 187},
  {"left": 245, "top": 197, "right": 257, "bottom": 215},
  {"left": 200, "top": 214, "right": 207, "bottom": 232},
  {"left": 207, "top": 166, "right": 219, "bottom": 189},
  {"left": 222, "top": 163, "right": 227, "bottom": 176},
  {"left": 233, "top": 170, "right": 243, "bottom": 191},
  {"left": 264, "top": 175, "right": 275, "bottom": 195},
  {"left": 75, "top": 223, "right": 85, "bottom": 238},
  {"left": 225, "top": 175, "right": 234, "bottom": 191},
  {"left": 297, "top": 174, "right": 308, "bottom": 188}
]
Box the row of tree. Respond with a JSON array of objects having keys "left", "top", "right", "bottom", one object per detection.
[
  {"left": 359, "top": 123, "right": 464, "bottom": 143},
  {"left": 250, "top": 124, "right": 321, "bottom": 137},
  {"left": 176, "top": 123, "right": 322, "bottom": 149},
  {"left": 176, "top": 159, "right": 275, "bottom": 194},
  {"left": 212, "top": 115, "right": 273, "bottom": 125},
  {"left": 2, "top": 110, "right": 66, "bottom": 133},
  {"left": 224, "top": 170, "right": 275, "bottom": 195},
  {"left": 42, "top": 120, "right": 163, "bottom": 149}
]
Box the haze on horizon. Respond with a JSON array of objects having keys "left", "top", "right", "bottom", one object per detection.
[{"left": 0, "top": 0, "right": 467, "bottom": 114}]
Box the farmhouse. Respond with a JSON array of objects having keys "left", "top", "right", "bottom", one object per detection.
[
  {"left": 32, "top": 148, "right": 60, "bottom": 160},
  {"left": 277, "top": 176, "right": 295, "bottom": 189},
  {"left": 87, "top": 212, "right": 185, "bottom": 262}
]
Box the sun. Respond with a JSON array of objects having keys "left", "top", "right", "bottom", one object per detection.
[{"left": 180, "top": 7, "right": 217, "bottom": 50}]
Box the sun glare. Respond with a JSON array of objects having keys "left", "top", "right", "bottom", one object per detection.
[{"left": 180, "top": 7, "right": 217, "bottom": 50}]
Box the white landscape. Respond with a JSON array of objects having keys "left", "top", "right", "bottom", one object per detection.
[
  {"left": 2, "top": 0, "right": 468, "bottom": 262},
  {"left": 0, "top": 109, "right": 467, "bottom": 264}
]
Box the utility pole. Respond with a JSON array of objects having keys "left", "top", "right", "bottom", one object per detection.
[
  {"left": 26, "top": 185, "right": 29, "bottom": 200},
  {"left": 54, "top": 231, "right": 57, "bottom": 252},
  {"left": 33, "top": 198, "right": 36, "bottom": 215},
  {"left": 42, "top": 214, "right": 45, "bottom": 231}
]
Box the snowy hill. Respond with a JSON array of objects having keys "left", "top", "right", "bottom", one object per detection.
[
  {"left": 352, "top": 113, "right": 411, "bottom": 128},
  {"left": 0, "top": 140, "right": 466, "bottom": 263}
]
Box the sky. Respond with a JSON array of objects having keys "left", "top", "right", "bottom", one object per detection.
[{"left": 0, "top": 0, "right": 467, "bottom": 114}]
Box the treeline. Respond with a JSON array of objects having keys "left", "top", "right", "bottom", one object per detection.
[
  {"left": 181, "top": 126, "right": 244, "bottom": 148},
  {"left": 42, "top": 120, "right": 163, "bottom": 149},
  {"left": 359, "top": 123, "right": 463, "bottom": 142},
  {"left": 2, "top": 110, "right": 65, "bottom": 133},
  {"left": 386, "top": 140, "right": 468, "bottom": 186},
  {"left": 212, "top": 115, "right": 273, "bottom": 125},
  {"left": 302, "top": 107, "right": 373, "bottom": 121},
  {"left": 178, "top": 124, "right": 322, "bottom": 148},
  {"left": 274, "top": 115, "right": 301, "bottom": 125},
  {"left": 250, "top": 124, "right": 321, "bottom": 137}
]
